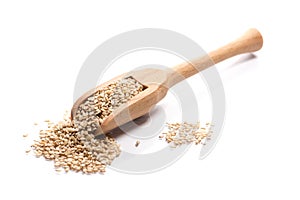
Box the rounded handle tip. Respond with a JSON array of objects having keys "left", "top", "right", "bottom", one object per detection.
[{"left": 242, "top": 28, "right": 264, "bottom": 52}]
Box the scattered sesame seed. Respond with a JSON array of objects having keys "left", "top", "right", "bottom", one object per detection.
[
  {"left": 135, "top": 140, "right": 140, "bottom": 147},
  {"left": 55, "top": 168, "right": 62, "bottom": 172},
  {"left": 159, "top": 122, "right": 212, "bottom": 147}
]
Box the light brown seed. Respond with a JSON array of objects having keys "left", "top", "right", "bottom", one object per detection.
[
  {"left": 55, "top": 168, "right": 62, "bottom": 172},
  {"left": 135, "top": 140, "right": 140, "bottom": 147}
]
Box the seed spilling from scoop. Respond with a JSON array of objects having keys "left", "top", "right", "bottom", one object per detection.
[{"left": 29, "top": 77, "right": 145, "bottom": 174}]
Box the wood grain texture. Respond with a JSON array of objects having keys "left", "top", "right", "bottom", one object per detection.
[{"left": 169, "top": 28, "right": 263, "bottom": 86}]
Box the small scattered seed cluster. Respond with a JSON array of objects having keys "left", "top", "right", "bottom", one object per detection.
[
  {"left": 160, "top": 122, "right": 212, "bottom": 147},
  {"left": 29, "top": 77, "right": 145, "bottom": 174}
]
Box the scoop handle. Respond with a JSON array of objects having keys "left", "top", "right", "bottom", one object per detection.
[
  {"left": 169, "top": 28, "right": 263, "bottom": 86},
  {"left": 209, "top": 28, "right": 263, "bottom": 63}
]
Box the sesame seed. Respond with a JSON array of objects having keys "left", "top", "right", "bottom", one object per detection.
[{"left": 135, "top": 140, "right": 140, "bottom": 147}]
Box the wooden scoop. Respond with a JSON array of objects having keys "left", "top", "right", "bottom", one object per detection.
[{"left": 71, "top": 28, "right": 263, "bottom": 135}]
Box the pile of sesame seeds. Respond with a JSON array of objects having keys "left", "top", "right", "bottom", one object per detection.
[
  {"left": 31, "top": 115, "right": 107, "bottom": 173},
  {"left": 159, "top": 122, "right": 212, "bottom": 147},
  {"left": 28, "top": 77, "right": 145, "bottom": 174}
]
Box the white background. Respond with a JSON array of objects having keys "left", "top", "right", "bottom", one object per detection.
[{"left": 1, "top": 0, "right": 299, "bottom": 199}]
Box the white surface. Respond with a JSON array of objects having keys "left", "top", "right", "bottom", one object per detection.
[{"left": 0, "top": 0, "right": 299, "bottom": 199}]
